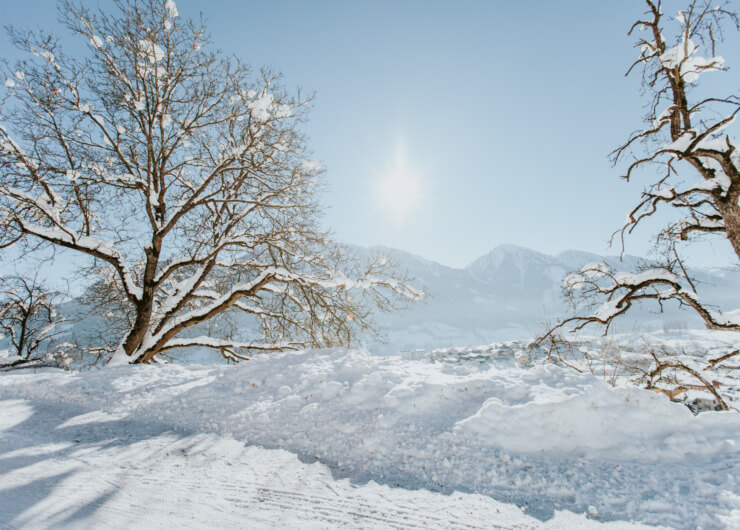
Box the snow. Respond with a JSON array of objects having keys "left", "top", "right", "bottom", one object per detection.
[
  {"left": 581, "top": 262, "right": 610, "bottom": 278},
  {"left": 30, "top": 47, "right": 55, "bottom": 63},
  {"left": 165, "top": 0, "right": 179, "bottom": 18},
  {"left": 709, "top": 308, "right": 740, "bottom": 327},
  {"left": 2, "top": 245, "right": 740, "bottom": 526},
  {"left": 611, "top": 269, "right": 677, "bottom": 286},
  {"left": 687, "top": 178, "right": 722, "bottom": 193},
  {"left": 139, "top": 40, "right": 165, "bottom": 63},
  {"left": 0, "top": 402, "right": 630, "bottom": 530},
  {"left": 649, "top": 106, "right": 675, "bottom": 133},
  {"left": 659, "top": 38, "right": 724, "bottom": 84},
  {"left": 664, "top": 131, "right": 695, "bottom": 152},
  {"left": 0, "top": 348, "right": 738, "bottom": 528},
  {"left": 301, "top": 159, "right": 321, "bottom": 172},
  {"left": 248, "top": 93, "right": 275, "bottom": 122},
  {"left": 593, "top": 298, "right": 623, "bottom": 321},
  {"left": 274, "top": 103, "right": 292, "bottom": 118},
  {"left": 563, "top": 272, "right": 587, "bottom": 289}
]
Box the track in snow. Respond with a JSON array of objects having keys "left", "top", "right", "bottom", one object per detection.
[{"left": 0, "top": 399, "right": 623, "bottom": 529}]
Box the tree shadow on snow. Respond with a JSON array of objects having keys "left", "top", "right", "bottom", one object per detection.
[
  {"left": 0, "top": 398, "right": 188, "bottom": 527},
  {"left": 0, "top": 394, "right": 732, "bottom": 530}
]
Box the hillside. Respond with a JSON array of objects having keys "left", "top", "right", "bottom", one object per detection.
[{"left": 369, "top": 244, "right": 740, "bottom": 353}]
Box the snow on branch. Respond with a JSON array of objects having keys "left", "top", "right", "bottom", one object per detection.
[
  {"left": 1, "top": 186, "right": 142, "bottom": 302},
  {"left": 545, "top": 262, "right": 740, "bottom": 341},
  {"left": 609, "top": 0, "right": 740, "bottom": 262},
  {"left": 159, "top": 336, "right": 302, "bottom": 362}
]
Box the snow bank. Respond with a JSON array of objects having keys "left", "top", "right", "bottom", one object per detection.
[{"left": 1, "top": 349, "right": 739, "bottom": 527}]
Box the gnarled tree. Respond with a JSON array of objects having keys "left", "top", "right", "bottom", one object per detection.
[
  {"left": 540, "top": 0, "right": 740, "bottom": 406},
  {"left": 0, "top": 0, "right": 421, "bottom": 365}
]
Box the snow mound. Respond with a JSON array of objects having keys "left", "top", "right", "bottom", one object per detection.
[{"left": 1, "top": 349, "right": 739, "bottom": 527}]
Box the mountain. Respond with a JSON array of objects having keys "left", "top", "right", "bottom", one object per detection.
[
  {"left": 7, "top": 244, "right": 738, "bottom": 363},
  {"left": 367, "top": 244, "right": 739, "bottom": 353}
]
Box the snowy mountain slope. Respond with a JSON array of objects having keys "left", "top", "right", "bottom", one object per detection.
[
  {"left": 369, "top": 244, "right": 740, "bottom": 353},
  {"left": 0, "top": 349, "right": 737, "bottom": 528}
]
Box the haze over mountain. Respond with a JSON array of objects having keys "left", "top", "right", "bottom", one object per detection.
[{"left": 367, "top": 244, "right": 740, "bottom": 353}]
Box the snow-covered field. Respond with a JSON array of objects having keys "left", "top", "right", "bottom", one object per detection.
[{"left": 1, "top": 346, "right": 739, "bottom": 528}]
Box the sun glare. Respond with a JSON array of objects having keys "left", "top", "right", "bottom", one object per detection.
[{"left": 374, "top": 141, "right": 424, "bottom": 224}]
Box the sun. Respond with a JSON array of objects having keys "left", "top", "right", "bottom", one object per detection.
[{"left": 373, "top": 141, "right": 424, "bottom": 223}]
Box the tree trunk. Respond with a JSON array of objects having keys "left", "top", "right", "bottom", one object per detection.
[
  {"left": 120, "top": 240, "right": 162, "bottom": 363},
  {"left": 719, "top": 199, "right": 740, "bottom": 261}
]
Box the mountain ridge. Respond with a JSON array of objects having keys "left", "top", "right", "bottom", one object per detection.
[
  {"left": 367, "top": 243, "right": 738, "bottom": 353},
  {"left": 7, "top": 243, "right": 736, "bottom": 362}
]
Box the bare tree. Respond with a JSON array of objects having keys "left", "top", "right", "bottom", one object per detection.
[
  {"left": 538, "top": 0, "right": 740, "bottom": 406},
  {"left": 0, "top": 0, "right": 421, "bottom": 365},
  {"left": 0, "top": 274, "right": 64, "bottom": 361}
]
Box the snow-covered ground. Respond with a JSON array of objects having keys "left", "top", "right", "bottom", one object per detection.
[
  {"left": 1, "top": 347, "right": 739, "bottom": 528},
  {"left": 409, "top": 329, "right": 740, "bottom": 410},
  {"left": 0, "top": 400, "right": 626, "bottom": 529}
]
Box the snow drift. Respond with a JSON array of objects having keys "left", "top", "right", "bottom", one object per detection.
[{"left": 1, "top": 348, "right": 738, "bottom": 528}]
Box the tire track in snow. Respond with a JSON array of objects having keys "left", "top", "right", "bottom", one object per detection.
[
  {"left": 0, "top": 399, "right": 543, "bottom": 529},
  {"left": 250, "top": 486, "right": 501, "bottom": 529}
]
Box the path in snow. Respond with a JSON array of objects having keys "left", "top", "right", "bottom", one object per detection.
[{"left": 0, "top": 399, "right": 623, "bottom": 529}]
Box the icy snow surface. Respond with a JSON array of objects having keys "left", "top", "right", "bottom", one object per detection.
[{"left": 1, "top": 348, "right": 739, "bottom": 528}]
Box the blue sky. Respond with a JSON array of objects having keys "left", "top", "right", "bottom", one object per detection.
[{"left": 1, "top": 0, "right": 739, "bottom": 268}]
